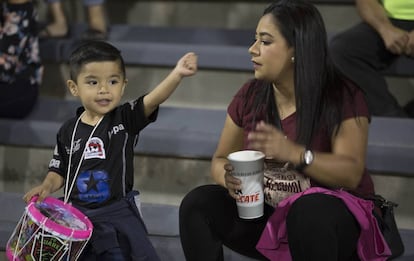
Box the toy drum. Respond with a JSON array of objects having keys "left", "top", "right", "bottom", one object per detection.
[{"left": 6, "top": 196, "right": 93, "bottom": 261}]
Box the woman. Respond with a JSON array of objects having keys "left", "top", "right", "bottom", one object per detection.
[{"left": 179, "top": 1, "right": 390, "bottom": 260}]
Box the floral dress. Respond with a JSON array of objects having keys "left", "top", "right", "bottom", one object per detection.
[
  {"left": 0, "top": 2, "right": 43, "bottom": 118},
  {"left": 0, "top": 1, "right": 43, "bottom": 85}
]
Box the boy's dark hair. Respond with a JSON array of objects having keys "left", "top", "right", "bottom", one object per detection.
[{"left": 68, "top": 41, "right": 126, "bottom": 82}]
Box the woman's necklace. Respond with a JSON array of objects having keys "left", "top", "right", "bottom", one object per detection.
[
  {"left": 273, "top": 84, "right": 285, "bottom": 120},
  {"left": 64, "top": 112, "right": 104, "bottom": 203},
  {"left": 275, "top": 101, "right": 288, "bottom": 139},
  {"left": 273, "top": 83, "right": 295, "bottom": 121},
  {"left": 277, "top": 102, "right": 285, "bottom": 120}
]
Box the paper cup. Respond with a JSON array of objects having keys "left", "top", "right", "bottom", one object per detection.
[{"left": 228, "top": 150, "right": 265, "bottom": 219}]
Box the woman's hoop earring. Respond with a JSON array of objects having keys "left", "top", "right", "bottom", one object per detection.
[{"left": 291, "top": 56, "right": 295, "bottom": 63}]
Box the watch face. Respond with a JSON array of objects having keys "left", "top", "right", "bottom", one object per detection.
[{"left": 304, "top": 150, "right": 313, "bottom": 165}]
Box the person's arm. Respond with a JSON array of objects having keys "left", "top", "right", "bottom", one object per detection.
[
  {"left": 356, "top": 0, "right": 409, "bottom": 54},
  {"left": 23, "top": 171, "right": 64, "bottom": 203},
  {"left": 248, "top": 116, "right": 369, "bottom": 190},
  {"left": 143, "top": 52, "right": 197, "bottom": 117},
  {"left": 301, "top": 117, "right": 369, "bottom": 189},
  {"left": 211, "top": 115, "right": 244, "bottom": 197}
]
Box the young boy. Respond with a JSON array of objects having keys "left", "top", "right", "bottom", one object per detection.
[{"left": 23, "top": 40, "right": 197, "bottom": 260}]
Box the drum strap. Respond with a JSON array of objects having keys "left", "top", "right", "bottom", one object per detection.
[{"left": 64, "top": 112, "right": 104, "bottom": 203}]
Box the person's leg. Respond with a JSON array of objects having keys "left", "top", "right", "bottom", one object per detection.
[
  {"left": 79, "top": 205, "right": 159, "bottom": 261},
  {"left": 82, "top": 0, "right": 107, "bottom": 40},
  {"left": 78, "top": 243, "right": 97, "bottom": 261},
  {"left": 0, "top": 81, "right": 38, "bottom": 119},
  {"left": 329, "top": 22, "right": 406, "bottom": 117},
  {"left": 404, "top": 99, "right": 414, "bottom": 117},
  {"left": 40, "top": 0, "right": 68, "bottom": 37},
  {"left": 79, "top": 243, "right": 125, "bottom": 261},
  {"left": 115, "top": 207, "right": 160, "bottom": 261},
  {"left": 286, "top": 193, "right": 360, "bottom": 261},
  {"left": 97, "top": 247, "right": 126, "bottom": 261},
  {"left": 179, "top": 184, "right": 272, "bottom": 261}
]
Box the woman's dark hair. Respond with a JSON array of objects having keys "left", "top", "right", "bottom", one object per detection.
[
  {"left": 68, "top": 40, "right": 126, "bottom": 82},
  {"left": 249, "top": 0, "right": 355, "bottom": 146}
]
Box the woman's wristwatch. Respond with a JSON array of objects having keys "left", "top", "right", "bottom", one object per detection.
[{"left": 296, "top": 149, "right": 314, "bottom": 172}]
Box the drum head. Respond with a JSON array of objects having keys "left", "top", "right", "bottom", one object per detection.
[{"left": 28, "top": 196, "right": 93, "bottom": 240}]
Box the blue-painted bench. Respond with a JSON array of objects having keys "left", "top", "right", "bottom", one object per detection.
[
  {"left": 39, "top": 23, "right": 414, "bottom": 77},
  {"left": 0, "top": 97, "right": 414, "bottom": 260},
  {"left": 1, "top": 97, "right": 413, "bottom": 174}
]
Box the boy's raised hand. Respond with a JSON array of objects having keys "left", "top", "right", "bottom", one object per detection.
[{"left": 174, "top": 52, "right": 198, "bottom": 77}]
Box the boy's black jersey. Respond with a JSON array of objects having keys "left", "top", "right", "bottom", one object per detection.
[{"left": 48, "top": 96, "right": 158, "bottom": 209}]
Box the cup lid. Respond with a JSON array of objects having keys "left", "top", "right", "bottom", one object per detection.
[{"left": 227, "top": 150, "right": 265, "bottom": 162}]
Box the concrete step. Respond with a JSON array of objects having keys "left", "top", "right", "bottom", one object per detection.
[{"left": 1, "top": 192, "right": 413, "bottom": 261}]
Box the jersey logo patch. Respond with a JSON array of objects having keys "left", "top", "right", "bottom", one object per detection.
[{"left": 84, "top": 137, "right": 106, "bottom": 159}]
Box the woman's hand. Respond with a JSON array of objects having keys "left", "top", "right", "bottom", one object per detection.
[
  {"left": 248, "top": 121, "right": 297, "bottom": 162},
  {"left": 224, "top": 163, "right": 242, "bottom": 200}
]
